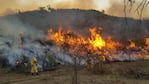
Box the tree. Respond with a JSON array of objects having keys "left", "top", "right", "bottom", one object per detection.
[{"left": 124, "top": 0, "right": 149, "bottom": 20}]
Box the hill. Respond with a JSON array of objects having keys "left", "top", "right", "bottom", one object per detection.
[{"left": 0, "top": 9, "right": 149, "bottom": 40}]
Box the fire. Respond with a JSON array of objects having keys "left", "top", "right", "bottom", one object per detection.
[
  {"left": 106, "top": 36, "right": 122, "bottom": 50},
  {"left": 48, "top": 27, "right": 106, "bottom": 56},
  {"left": 48, "top": 27, "right": 64, "bottom": 45},
  {"left": 48, "top": 27, "right": 106, "bottom": 50},
  {"left": 145, "top": 37, "right": 149, "bottom": 49},
  {"left": 127, "top": 40, "right": 136, "bottom": 49},
  {"left": 89, "top": 28, "right": 106, "bottom": 49},
  {"left": 47, "top": 27, "right": 149, "bottom": 60}
]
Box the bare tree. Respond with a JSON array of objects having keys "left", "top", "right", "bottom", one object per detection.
[{"left": 125, "top": 0, "right": 149, "bottom": 20}]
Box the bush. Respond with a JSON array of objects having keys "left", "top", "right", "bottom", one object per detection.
[{"left": 0, "top": 57, "right": 7, "bottom": 68}]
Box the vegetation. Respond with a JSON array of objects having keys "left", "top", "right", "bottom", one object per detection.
[{"left": 0, "top": 61, "right": 149, "bottom": 84}]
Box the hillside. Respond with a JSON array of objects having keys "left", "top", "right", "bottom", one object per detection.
[{"left": 0, "top": 9, "right": 149, "bottom": 40}]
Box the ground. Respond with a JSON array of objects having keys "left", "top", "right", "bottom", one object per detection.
[{"left": 0, "top": 61, "right": 149, "bottom": 84}]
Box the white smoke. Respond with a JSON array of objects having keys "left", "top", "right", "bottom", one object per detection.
[
  {"left": 0, "top": 16, "right": 44, "bottom": 39},
  {"left": 0, "top": 16, "right": 45, "bottom": 67},
  {"left": 0, "top": 15, "right": 80, "bottom": 68}
]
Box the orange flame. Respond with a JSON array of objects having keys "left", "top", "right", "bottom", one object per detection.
[
  {"left": 49, "top": 27, "right": 64, "bottom": 45},
  {"left": 127, "top": 40, "right": 136, "bottom": 49},
  {"left": 145, "top": 38, "right": 149, "bottom": 49},
  {"left": 89, "top": 28, "right": 106, "bottom": 49},
  {"left": 47, "top": 27, "right": 149, "bottom": 60},
  {"left": 106, "top": 36, "right": 122, "bottom": 50},
  {"left": 48, "top": 27, "right": 106, "bottom": 49}
]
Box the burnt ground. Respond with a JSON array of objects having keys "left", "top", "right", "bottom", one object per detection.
[{"left": 0, "top": 61, "right": 149, "bottom": 84}]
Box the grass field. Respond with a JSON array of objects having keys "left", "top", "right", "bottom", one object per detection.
[{"left": 0, "top": 60, "right": 149, "bottom": 84}]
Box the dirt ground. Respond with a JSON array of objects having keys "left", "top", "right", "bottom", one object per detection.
[{"left": 0, "top": 61, "right": 149, "bottom": 84}]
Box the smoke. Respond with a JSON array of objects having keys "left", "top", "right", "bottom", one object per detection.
[
  {"left": 0, "top": 0, "right": 38, "bottom": 16},
  {"left": 0, "top": 0, "right": 17, "bottom": 15},
  {"left": 0, "top": 0, "right": 148, "bottom": 19},
  {"left": 0, "top": 20, "right": 45, "bottom": 68},
  {"left": 0, "top": 0, "right": 96, "bottom": 15},
  {"left": 50, "top": 0, "right": 96, "bottom": 10},
  {"left": 107, "top": 0, "right": 149, "bottom": 19},
  {"left": 0, "top": 0, "right": 17, "bottom": 12},
  {"left": 0, "top": 15, "right": 82, "bottom": 68},
  {"left": 0, "top": 15, "right": 45, "bottom": 67},
  {"left": 0, "top": 16, "right": 44, "bottom": 39},
  {"left": 0, "top": 0, "right": 106, "bottom": 16}
]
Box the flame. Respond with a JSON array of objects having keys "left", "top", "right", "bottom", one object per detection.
[
  {"left": 48, "top": 27, "right": 106, "bottom": 49},
  {"left": 49, "top": 27, "right": 65, "bottom": 45},
  {"left": 127, "top": 40, "right": 136, "bottom": 49},
  {"left": 48, "top": 27, "right": 107, "bottom": 56},
  {"left": 145, "top": 37, "right": 149, "bottom": 49},
  {"left": 106, "top": 36, "right": 122, "bottom": 50},
  {"left": 89, "top": 28, "right": 106, "bottom": 49},
  {"left": 47, "top": 27, "right": 149, "bottom": 60}
]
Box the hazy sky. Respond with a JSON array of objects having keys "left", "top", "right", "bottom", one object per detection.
[{"left": 0, "top": 0, "right": 148, "bottom": 19}]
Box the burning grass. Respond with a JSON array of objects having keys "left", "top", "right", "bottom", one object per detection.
[
  {"left": 47, "top": 27, "right": 149, "bottom": 61},
  {"left": 1, "top": 26, "right": 149, "bottom": 84}
]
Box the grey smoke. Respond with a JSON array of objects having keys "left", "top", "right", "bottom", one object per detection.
[{"left": 0, "top": 16, "right": 44, "bottom": 39}]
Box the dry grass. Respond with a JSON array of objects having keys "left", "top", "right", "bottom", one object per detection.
[{"left": 0, "top": 61, "right": 149, "bottom": 84}]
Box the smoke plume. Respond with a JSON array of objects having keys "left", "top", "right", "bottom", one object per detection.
[{"left": 107, "top": 0, "right": 149, "bottom": 19}]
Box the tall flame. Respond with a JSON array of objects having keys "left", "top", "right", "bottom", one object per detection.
[
  {"left": 89, "top": 28, "right": 106, "bottom": 49},
  {"left": 48, "top": 27, "right": 64, "bottom": 45}
]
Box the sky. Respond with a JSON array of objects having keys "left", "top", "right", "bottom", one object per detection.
[{"left": 0, "top": 0, "right": 148, "bottom": 19}]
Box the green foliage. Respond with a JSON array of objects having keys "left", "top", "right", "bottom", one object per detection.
[{"left": 46, "top": 55, "right": 56, "bottom": 66}]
